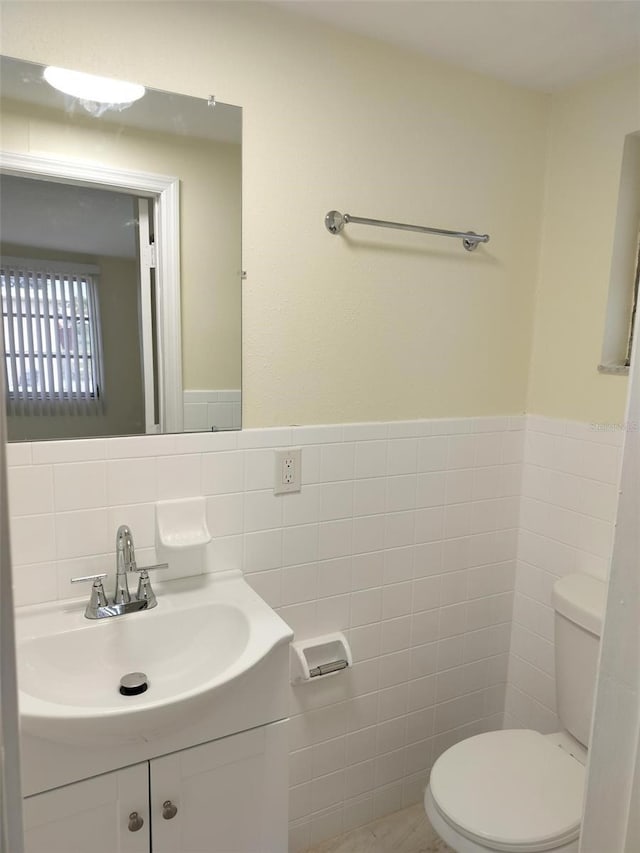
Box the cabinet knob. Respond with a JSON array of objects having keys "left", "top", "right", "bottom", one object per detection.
[
  {"left": 128, "top": 811, "right": 144, "bottom": 832},
  {"left": 162, "top": 799, "right": 178, "bottom": 820}
]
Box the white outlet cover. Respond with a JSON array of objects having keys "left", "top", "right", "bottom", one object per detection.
[{"left": 274, "top": 448, "right": 302, "bottom": 495}]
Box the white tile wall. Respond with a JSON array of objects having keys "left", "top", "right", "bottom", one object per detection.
[
  {"left": 11, "top": 413, "right": 621, "bottom": 846},
  {"left": 504, "top": 416, "right": 622, "bottom": 735},
  {"left": 183, "top": 389, "right": 241, "bottom": 431},
  {"left": 7, "top": 415, "right": 521, "bottom": 849}
]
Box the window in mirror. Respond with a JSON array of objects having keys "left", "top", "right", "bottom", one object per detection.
[
  {"left": 1, "top": 258, "right": 103, "bottom": 408},
  {"left": 600, "top": 131, "right": 640, "bottom": 375}
]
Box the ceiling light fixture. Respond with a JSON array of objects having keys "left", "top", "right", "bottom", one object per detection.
[{"left": 43, "top": 66, "right": 145, "bottom": 108}]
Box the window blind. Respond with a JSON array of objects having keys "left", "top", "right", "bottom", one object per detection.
[{"left": 0, "top": 258, "right": 104, "bottom": 416}]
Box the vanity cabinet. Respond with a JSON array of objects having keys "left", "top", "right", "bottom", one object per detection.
[
  {"left": 151, "top": 722, "right": 287, "bottom": 853},
  {"left": 23, "top": 721, "right": 288, "bottom": 853},
  {"left": 23, "top": 764, "right": 149, "bottom": 853}
]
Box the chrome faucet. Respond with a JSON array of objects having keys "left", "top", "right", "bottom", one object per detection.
[
  {"left": 71, "top": 525, "right": 167, "bottom": 619},
  {"left": 115, "top": 524, "right": 136, "bottom": 604}
]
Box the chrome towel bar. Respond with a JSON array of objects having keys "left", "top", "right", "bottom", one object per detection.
[{"left": 324, "top": 210, "right": 490, "bottom": 252}]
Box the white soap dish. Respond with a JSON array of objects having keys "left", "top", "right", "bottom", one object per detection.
[
  {"left": 290, "top": 632, "right": 352, "bottom": 683},
  {"left": 156, "top": 497, "right": 212, "bottom": 551}
]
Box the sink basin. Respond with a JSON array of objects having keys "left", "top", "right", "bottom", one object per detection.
[
  {"left": 20, "top": 604, "right": 249, "bottom": 706},
  {"left": 16, "top": 570, "right": 292, "bottom": 746}
]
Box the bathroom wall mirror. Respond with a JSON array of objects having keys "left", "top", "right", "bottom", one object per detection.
[{"left": 0, "top": 55, "right": 242, "bottom": 441}]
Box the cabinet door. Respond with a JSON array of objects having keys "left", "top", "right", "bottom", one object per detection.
[
  {"left": 23, "top": 763, "right": 149, "bottom": 853},
  {"left": 151, "top": 720, "right": 288, "bottom": 853}
]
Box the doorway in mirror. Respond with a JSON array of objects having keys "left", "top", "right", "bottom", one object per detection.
[{"left": 0, "top": 174, "right": 155, "bottom": 441}]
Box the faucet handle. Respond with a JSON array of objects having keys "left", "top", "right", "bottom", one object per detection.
[
  {"left": 133, "top": 564, "right": 168, "bottom": 609},
  {"left": 70, "top": 573, "right": 108, "bottom": 617},
  {"left": 134, "top": 563, "right": 169, "bottom": 574},
  {"left": 71, "top": 573, "right": 108, "bottom": 585}
]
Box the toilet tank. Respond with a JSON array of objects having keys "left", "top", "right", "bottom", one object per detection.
[{"left": 552, "top": 573, "right": 607, "bottom": 747}]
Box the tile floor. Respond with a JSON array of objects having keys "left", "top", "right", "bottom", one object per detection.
[{"left": 304, "top": 803, "right": 455, "bottom": 853}]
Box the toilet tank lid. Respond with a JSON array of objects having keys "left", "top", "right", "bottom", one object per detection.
[{"left": 553, "top": 573, "right": 607, "bottom": 637}]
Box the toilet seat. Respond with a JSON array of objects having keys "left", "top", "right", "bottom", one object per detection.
[{"left": 427, "top": 730, "right": 585, "bottom": 852}]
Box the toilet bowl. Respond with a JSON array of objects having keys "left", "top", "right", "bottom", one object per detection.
[
  {"left": 424, "top": 573, "right": 606, "bottom": 853},
  {"left": 425, "top": 730, "right": 585, "bottom": 853}
]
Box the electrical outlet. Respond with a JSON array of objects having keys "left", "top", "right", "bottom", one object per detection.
[{"left": 274, "top": 448, "right": 302, "bottom": 495}]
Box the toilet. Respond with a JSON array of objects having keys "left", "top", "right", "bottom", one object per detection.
[{"left": 424, "top": 572, "right": 606, "bottom": 853}]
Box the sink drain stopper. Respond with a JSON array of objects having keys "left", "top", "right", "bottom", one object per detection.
[{"left": 119, "top": 672, "right": 149, "bottom": 696}]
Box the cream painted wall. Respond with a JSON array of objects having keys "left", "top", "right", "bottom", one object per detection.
[
  {"left": 0, "top": 1, "right": 549, "bottom": 427},
  {"left": 526, "top": 64, "right": 640, "bottom": 424},
  {"left": 0, "top": 97, "right": 242, "bottom": 392}
]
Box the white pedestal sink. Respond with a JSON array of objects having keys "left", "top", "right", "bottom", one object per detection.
[
  {"left": 16, "top": 571, "right": 292, "bottom": 853},
  {"left": 15, "top": 569, "right": 293, "bottom": 795}
]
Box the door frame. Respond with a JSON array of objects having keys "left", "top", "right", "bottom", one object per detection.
[
  {"left": 0, "top": 151, "right": 183, "bottom": 432},
  {"left": 0, "top": 344, "right": 24, "bottom": 853}
]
